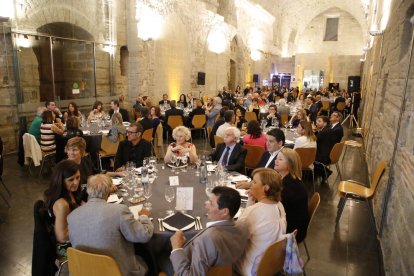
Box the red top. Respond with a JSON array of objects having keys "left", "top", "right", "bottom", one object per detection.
[{"left": 243, "top": 134, "right": 267, "bottom": 149}]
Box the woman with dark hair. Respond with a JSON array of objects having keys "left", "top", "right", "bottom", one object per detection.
[
  {"left": 243, "top": 120, "right": 267, "bottom": 148},
  {"left": 44, "top": 160, "right": 81, "bottom": 257},
  {"left": 40, "top": 110, "right": 64, "bottom": 153},
  {"left": 235, "top": 168, "right": 286, "bottom": 275},
  {"left": 150, "top": 105, "right": 161, "bottom": 130},
  {"left": 178, "top": 94, "right": 188, "bottom": 108},
  {"left": 234, "top": 107, "right": 246, "bottom": 130},
  {"left": 274, "top": 148, "right": 309, "bottom": 243},
  {"left": 62, "top": 116, "right": 83, "bottom": 139},
  {"left": 63, "top": 102, "right": 82, "bottom": 122},
  {"left": 87, "top": 100, "right": 106, "bottom": 121},
  {"left": 248, "top": 98, "right": 260, "bottom": 118}
]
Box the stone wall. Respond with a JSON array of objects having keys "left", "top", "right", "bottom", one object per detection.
[{"left": 361, "top": 0, "right": 414, "bottom": 274}]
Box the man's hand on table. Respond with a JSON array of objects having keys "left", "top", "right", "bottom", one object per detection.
[
  {"left": 139, "top": 208, "right": 151, "bottom": 217},
  {"left": 170, "top": 231, "right": 186, "bottom": 250}
]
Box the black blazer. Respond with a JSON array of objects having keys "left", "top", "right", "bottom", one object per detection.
[
  {"left": 165, "top": 108, "right": 184, "bottom": 126},
  {"left": 139, "top": 117, "right": 154, "bottom": 132},
  {"left": 315, "top": 127, "right": 336, "bottom": 164},
  {"left": 281, "top": 174, "right": 309, "bottom": 243},
  {"left": 114, "top": 139, "right": 152, "bottom": 170},
  {"left": 257, "top": 151, "right": 277, "bottom": 168},
  {"left": 331, "top": 123, "right": 344, "bottom": 144},
  {"left": 211, "top": 143, "right": 247, "bottom": 173},
  {"left": 159, "top": 100, "right": 171, "bottom": 105},
  {"left": 109, "top": 108, "right": 130, "bottom": 122},
  {"left": 188, "top": 107, "right": 205, "bottom": 121}
]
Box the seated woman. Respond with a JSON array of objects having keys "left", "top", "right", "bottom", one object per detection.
[
  {"left": 40, "top": 110, "right": 64, "bottom": 153},
  {"left": 164, "top": 126, "right": 198, "bottom": 164},
  {"left": 294, "top": 120, "right": 317, "bottom": 149},
  {"left": 63, "top": 102, "right": 82, "bottom": 122},
  {"left": 274, "top": 148, "right": 309, "bottom": 243},
  {"left": 178, "top": 93, "right": 188, "bottom": 108},
  {"left": 234, "top": 107, "right": 246, "bottom": 130},
  {"left": 107, "top": 113, "right": 126, "bottom": 143},
  {"left": 87, "top": 100, "right": 106, "bottom": 122},
  {"left": 44, "top": 160, "right": 82, "bottom": 257},
  {"left": 150, "top": 105, "right": 161, "bottom": 131},
  {"left": 248, "top": 98, "right": 260, "bottom": 119},
  {"left": 289, "top": 109, "right": 309, "bottom": 128},
  {"left": 235, "top": 168, "right": 286, "bottom": 275},
  {"left": 243, "top": 120, "right": 267, "bottom": 148},
  {"left": 62, "top": 116, "right": 83, "bottom": 139}
]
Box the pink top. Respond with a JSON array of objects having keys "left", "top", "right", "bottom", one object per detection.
[{"left": 243, "top": 134, "right": 267, "bottom": 149}]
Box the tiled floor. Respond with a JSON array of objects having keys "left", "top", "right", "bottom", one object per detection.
[{"left": 0, "top": 128, "right": 383, "bottom": 276}]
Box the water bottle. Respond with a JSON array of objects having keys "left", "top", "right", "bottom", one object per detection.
[{"left": 199, "top": 155, "right": 207, "bottom": 185}]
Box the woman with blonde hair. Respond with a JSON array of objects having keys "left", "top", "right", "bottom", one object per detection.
[
  {"left": 235, "top": 168, "right": 287, "bottom": 275},
  {"left": 294, "top": 120, "right": 316, "bottom": 149},
  {"left": 164, "top": 126, "right": 198, "bottom": 164},
  {"left": 289, "top": 108, "right": 309, "bottom": 128},
  {"left": 274, "top": 148, "right": 309, "bottom": 243}
]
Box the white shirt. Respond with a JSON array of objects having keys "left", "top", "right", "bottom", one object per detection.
[
  {"left": 331, "top": 122, "right": 339, "bottom": 129},
  {"left": 294, "top": 136, "right": 317, "bottom": 149},
  {"left": 264, "top": 147, "right": 283, "bottom": 168}
]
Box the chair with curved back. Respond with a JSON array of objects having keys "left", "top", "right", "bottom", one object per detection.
[
  {"left": 67, "top": 247, "right": 122, "bottom": 276},
  {"left": 315, "top": 142, "right": 345, "bottom": 183},
  {"left": 321, "top": 101, "right": 330, "bottom": 116},
  {"left": 256, "top": 230, "right": 298, "bottom": 276},
  {"left": 336, "top": 161, "right": 387, "bottom": 231},
  {"left": 295, "top": 147, "right": 317, "bottom": 192},
  {"left": 302, "top": 192, "right": 321, "bottom": 265},
  {"left": 98, "top": 135, "right": 121, "bottom": 172},
  {"left": 243, "top": 144, "right": 265, "bottom": 174},
  {"left": 245, "top": 111, "right": 257, "bottom": 122},
  {"left": 336, "top": 101, "right": 346, "bottom": 116},
  {"left": 167, "top": 115, "right": 184, "bottom": 144},
  {"left": 214, "top": 135, "right": 224, "bottom": 148},
  {"left": 142, "top": 128, "right": 154, "bottom": 143},
  {"left": 280, "top": 114, "right": 289, "bottom": 125},
  {"left": 190, "top": 114, "right": 208, "bottom": 141}
]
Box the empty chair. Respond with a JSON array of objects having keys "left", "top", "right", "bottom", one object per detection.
[
  {"left": 141, "top": 128, "right": 154, "bottom": 143},
  {"left": 295, "top": 147, "right": 317, "bottom": 192},
  {"left": 245, "top": 111, "right": 257, "bottom": 122},
  {"left": 302, "top": 192, "right": 321, "bottom": 265},
  {"left": 167, "top": 115, "right": 184, "bottom": 144},
  {"left": 315, "top": 142, "right": 345, "bottom": 182},
  {"left": 190, "top": 114, "right": 208, "bottom": 141},
  {"left": 98, "top": 135, "right": 121, "bottom": 171},
  {"left": 243, "top": 144, "right": 265, "bottom": 174},
  {"left": 280, "top": 113, "right": 289, "bottom": 126},
  {"left": 67, "top": 247, "right": 122, "bottom": 276},
  {"left": 336, "top": 161, "right": 387, "bottom": 231},
  {"left": 214, "top": 135, "right": 224, "bottom": 148}
]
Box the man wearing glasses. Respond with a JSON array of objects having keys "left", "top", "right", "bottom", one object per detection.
[{"left": 114, "top": 123, "right": 152, "bottom": 171}]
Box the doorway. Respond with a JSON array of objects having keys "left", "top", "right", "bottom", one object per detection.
[{"left": 229, "top": 59, "right": 236, "bottom": 91}]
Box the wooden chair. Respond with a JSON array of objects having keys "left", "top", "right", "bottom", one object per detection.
[
  {"left": 256, "top": 230, "right": 297, "bottom": 276},
  {"left": 142, "top": 128, "right": 154, "bottom": 142},
  {"left": 321, "top": 101, "right": 330, "bottom": 116},
  {"left": 214, "top": 135, "right": 224, "bottom": 148},
  {"left": 315, "top": 142, "right": 345, "bottom": 183},
  {"left": 98, "top": 135, "right": 121, "bottom": 172},
  {"left": 167, "top": 115, "right": 184, "bottom": 144},
  {"left": 303, "top": 192, "right": 321, "bottom": 265},
  {"left": 245, "top": 111, "right": 257, "bottom": 122},
  {"left": 336, "top": 161, "right": 387, "bottom": 231},
  {"left": 207, "top": 126, "right": 212, "bottom": 141},
  {"left": 280, "top": 113, "right": 289, "bottom": 125},
  {"left": 295, "top": 147, "right": 317, "bottom": 192},
  {"left": 153, "top": 123, "right": 165, "bottom": 160},
  {"left": 191, "top": 114, "right": 208, "bottom": 141},
  {"left": 244, "top": 144, "right": 265, "bottom": 174},
  {"left": 67, "top": 247, "right": 122, "bottom": 276}
]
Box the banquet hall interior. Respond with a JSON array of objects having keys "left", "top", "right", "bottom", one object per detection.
[{"left": 0, "top": 0, "right": 413, "bottom": 275}]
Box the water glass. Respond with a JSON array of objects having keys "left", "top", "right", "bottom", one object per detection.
[
  {"left": 165, "top": 187, "right": 175, "bottom": 215},
  {"left": 143, "top": 183, "right": 152, "bottom": 210}
]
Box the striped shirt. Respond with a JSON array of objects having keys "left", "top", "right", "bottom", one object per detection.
[{"left": 40, "top": 123, "right": 56, "bottom": 153}]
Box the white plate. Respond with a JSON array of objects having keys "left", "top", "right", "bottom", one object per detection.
[
  {"left": 112, "top": 178, "right": 122, "bottom": 186},
  {"left": 101, "top": 130, "right": 109, "bottom": 135},
  {"left": 162, "top": 213, "right": 196, "bottom": 231},
  {"left": 167, "top": 163, "right": 188, "bottom": 169},
  {"left": 285, "top": 139, "right": 295, "bottom": 144}
]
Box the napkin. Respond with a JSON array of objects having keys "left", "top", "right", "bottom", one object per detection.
[
  {"left": 82, "top": 130, "right": 90, "bottom": 135},
  {"left": 285, "top": 139, "right": 294, "bottom": 144},
  {"left": 129, "top": 205, "right": 143, "bottom": 220},
  {"left": 107, "top": 194, "right": 119, "bottom": 203},
  {"left": 229, "top": 175, "right": 250, "bottom": 182},
  {"left": 163, "top": 212, "right": 194, "bottom": 230},
  {"left": 112, "top": 178, "right": 122, "bottom": 186},
  {"left": 169, "top": 176, "right": 179, "bottom": 186}
]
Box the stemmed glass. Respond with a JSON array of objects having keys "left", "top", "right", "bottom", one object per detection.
[
  {"left": 149, "top": 156, "right": 157, "bottom": 172},
  {"left": 205, "top": 180, "right": 214, "bottom": 197},
  {"left": 181, "top": 156, "right": 188, "bottom": 172},
  {"left": 195, "top": 159, "right": 202, "bottom": 176},
  {"left": 143, "top": 183, "right": 152, "bottom": 210},
  {"left": 165, "top": 187, "right": 175, "bottom": 215},
  {"left": 129, "top": 177, "right": 143, "bottom": 204},
  {"left": 175, "top": 155, "right": 181, "bottom": 174},
  {"left": 170, "top": 155, "right": 176, "bottom": 173}
]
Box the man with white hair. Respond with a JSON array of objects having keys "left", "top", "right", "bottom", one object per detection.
[
  {"left": 211, "top": 127, "right": 247, "bottom": 173},
  {"left": 68, "top": 174, "right": 154, "bottom": 276},
  {"left": 206, "top": 97, "right": 222, "bottom": 127},
  {"left": 277, "top": 99, "right": 290, "bottom": 117}
]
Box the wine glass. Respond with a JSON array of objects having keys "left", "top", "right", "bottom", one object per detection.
[
  {"left": 205, "top": 180, "right": 214, "bottom": 197},
  {"left": 181, "top": 156, "right": 188, "bottom": 172},
  {"left": 149, "top": 156, "right": 157, "bottom": 172},
  {"left": 165, "top": 187, "right": 175, "bottom": 215},
  {"left": 129, "top": 177, "right": 143, "bottom": 204},
  {"left": 143, "top": 183, "right": 152, "bottom": 210},
  {"left": 175, "top": 155, "right": 181, "bottom": 174},
  {"left": 170, "top": 155, "right": 176, "bottom": 173}
]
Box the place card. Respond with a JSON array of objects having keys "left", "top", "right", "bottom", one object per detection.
[
  {"left": 169, "top": 176, "right": 179, "bottom": 186},
  {"left": 207, "top": 164, "right": 217, "bottom": 172},
  {"left": 176, "top": 187, "right": 193, "bottom": 211}
]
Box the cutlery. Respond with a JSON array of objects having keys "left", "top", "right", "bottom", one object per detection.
[
  {"left": 194, "top": 218, "right": 199, "bottom": 230},
  {"left": 158, "top": 218, "right": 163, "bottom": 232},
  {"left": 196, "top": 216, "right": 203, "bottom": 229},
  {"left": 160, "top": 219, "right": 165, "bottom": 231}
]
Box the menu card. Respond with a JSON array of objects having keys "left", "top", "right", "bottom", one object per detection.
[
  {"left": 176, "top": 187, "right": 193, "bottom": 211},
  {"left": 169, "top": 176, "right": 180, "bottom": 186}
]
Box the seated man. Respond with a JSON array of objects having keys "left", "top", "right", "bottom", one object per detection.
[
  {"left": 329, "top": 111, "right": 344, "bottom": 143},
  {"left": 314, "top": 115, "right": 336, "bottom": 180},
  {"left": 211, "top": 127, "right": 247, "bottom": 174},
  {"left": 159, "top": 93, "right": 171, "bottom": 106},
  {"left": 109, "top": 99, "right": 130, "bottom": 122},
  {"left": 114, "top": 123, "right": 152, "bottom": 170},
  {"left": 209, "top": 107, "right": 229, "bottom": 148},
  {"left": 68, "top": 174, "right": 153, "bottom": 276},
  {"left": 169, "top": 186, "right": 248, "bottom": 276},
  {"left": 215, "top": 110, "right": 234, "bottom": 138},
  {"left": 165, "top": 100, "right": 184, "bottom": 126},
  {"left": 257, "top": 128, "right": 285, "bottom": 168}
]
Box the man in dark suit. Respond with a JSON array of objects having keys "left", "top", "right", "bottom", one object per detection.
[
  {"left": 187, "top": 99, "right": 205, "bottom": 127},
  {"left": 165, "top": 100, "right": 184, "bottom": 126},
  {"left": 209, "top": 107, "right": 229, "bottom": 148},
  {"left": 114, "top": 123, "right": 152, "bottom": 170},
  {"left": 211, "top": 127, "right": 247, "bottom": 173},
  {"left": 137, "top": 107, "right": 153, "bottom": 132},
  {"left": 159, "top": 93, "right": 170, "bottom": 106},
  {"left": 109, "top": 99, "right": 130, "bottom": 122},
  {"left": 169, "top": 186, "right": 248, "bottom": 276},
  {"left": 330, "top": 111, "right": 344, "bottom": 143},
  {"left": 314, "top": 116, "right": 337, "bottom": 180},
  {"left": 333, "top": 92, "right": 345, "bottom": 111},
  {"left": 257, "top": 128, "right": 285, "bottom": 168}
]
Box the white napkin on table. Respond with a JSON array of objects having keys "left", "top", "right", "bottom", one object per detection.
[{"left": 107, "top": 194, "right": 120, "bottom": 203}]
